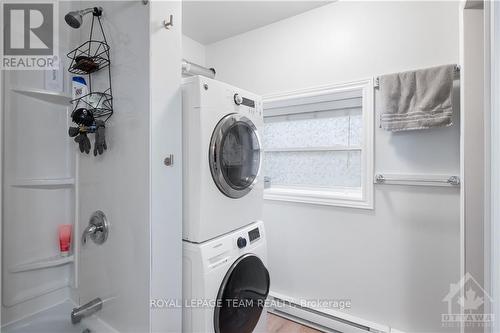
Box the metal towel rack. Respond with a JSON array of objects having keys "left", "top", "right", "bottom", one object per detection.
[
  {"left": 374, "top": 174, "right": 460, "bottom": 187},
  {"left": 374, "top": 65, "right": 460, "bottom": 88}
]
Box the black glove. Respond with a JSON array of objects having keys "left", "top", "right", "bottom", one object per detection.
[
  {"left": 74, "top": 132, "right": 91, "bottom": 154},
  {"left": 94, "top": 120, "right": 107, "bottom": 156},
  {"left": 68, "top": 126, "right": 80, "bottom": 138}
]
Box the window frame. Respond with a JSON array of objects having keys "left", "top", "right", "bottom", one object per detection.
[{"left": 262, "top": 79, "right": 374, "bottom": 209}]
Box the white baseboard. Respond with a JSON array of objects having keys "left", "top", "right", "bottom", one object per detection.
[
  {"left": 269, "top": 309, "right": 345, "bottom": 333},
  {"left": 268, "top": 292, "right": 391, "bottom": 333}
]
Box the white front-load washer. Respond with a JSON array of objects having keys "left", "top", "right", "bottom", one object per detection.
[
  {"left": 182, "top": 76, "right": 264, "bottom": 243},
  {"left": 183, "top": 221, "right": 269, "bottom": 333}
]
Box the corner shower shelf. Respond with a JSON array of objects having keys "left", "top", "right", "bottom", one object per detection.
[
  {"left": 11, "top": 178, "right": 75, "bottom": 189},
  {"left": 10, "top": 255, "right": 74, "bottom": 273},
  {"left": 11, "top": 87, "right": 71, "bottom": 105}
]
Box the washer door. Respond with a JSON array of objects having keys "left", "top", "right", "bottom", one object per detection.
[
  {"left": 209, "top": 114, "right": 261, "bottom": 199},
  {"left": 214, "top": 254, "right": 270, "bottom": 333}
]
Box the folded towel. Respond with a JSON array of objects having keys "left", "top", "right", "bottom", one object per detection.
[{"left": 379, "top": 64, "right": 455, "bottom": 131}]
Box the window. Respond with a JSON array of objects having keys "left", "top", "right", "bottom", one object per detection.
[{"left": 262, "top": 80, "right": 374, "bottom": 209}]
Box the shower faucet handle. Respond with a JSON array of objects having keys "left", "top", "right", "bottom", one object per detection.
[
  {"left": 81, "top": 224, "right": 97, "bottom": 245},
  {"left": 82, "top": 211, "right": 109, "bottom": 245}
]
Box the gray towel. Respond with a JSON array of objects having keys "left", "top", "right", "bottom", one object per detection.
[{"left": 379, "top": 64, "right": 455, "bottom": 131}]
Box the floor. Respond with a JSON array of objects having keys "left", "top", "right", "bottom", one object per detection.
[{"left": 267, "top": 313, "right": 322, "bottom": 333}]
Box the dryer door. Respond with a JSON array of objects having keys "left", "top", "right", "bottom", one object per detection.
[
  {"left": 214, "top": 254, "right": 270, "bottom": 333},
  {"left": 209, "top": 114, "right": 261, "bottom": 198}
]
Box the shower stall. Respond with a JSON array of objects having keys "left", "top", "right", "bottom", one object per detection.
[{"left": 1, "top": 1, "right": 182, "bottom": 332}]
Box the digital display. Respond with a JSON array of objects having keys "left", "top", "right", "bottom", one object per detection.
[{"left": 248, "top": 228, "right": 260, "bottom": 242}]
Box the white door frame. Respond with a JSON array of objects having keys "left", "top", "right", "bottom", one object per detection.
[
  {"left": 490, "top": 1, "right": 500, "bottom": 330},
  {"left": 0, "top": 65, "right": 3, "bottom": 329}
]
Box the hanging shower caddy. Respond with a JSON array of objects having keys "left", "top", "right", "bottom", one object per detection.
[{"left": 67, "top": 7, "right": 113, "bottom": 155}]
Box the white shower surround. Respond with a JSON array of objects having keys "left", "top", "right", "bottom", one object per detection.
[
  {"left": 1, "top": 1, "right": 78, "bottom": 325},
  {"left": 1, "top": 1, "right": 183, "bottom": 332}
]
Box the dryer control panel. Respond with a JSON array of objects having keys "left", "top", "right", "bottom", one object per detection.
[
  {"left": 234, "top": 93, "right": 255, "bottom": 108},
  {"left": 228, "top": 89, "right": 263, "bottom": 118}
]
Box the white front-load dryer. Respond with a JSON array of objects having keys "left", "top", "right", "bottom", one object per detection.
[
  {"left": 182, "top": 76, "right": 264, "bottom": 243},
  {"left": 183, "top": 221, "right": 269, "bottom": 333}
]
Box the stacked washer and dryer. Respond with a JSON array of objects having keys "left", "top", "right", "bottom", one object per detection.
[{"left": 182, "top": 76, "right": 270, "bottom": 333}]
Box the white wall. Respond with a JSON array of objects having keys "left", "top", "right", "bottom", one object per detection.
[
  {"left": 77, "top": 2, "right": 183, "bottom": 332},
  {"left": 205, "top": 2, "right": 460, "bottom": 331},
  {"left": 460, "top": 5, "right": 486, "bottom": 333},
  {"left": 182, "top": 35, "right": 206, "bottom": 67},
  {"left": 76, "top": 2, "right": 151, "bottom": 332},
  {"left": 150, "top": 1, "right": 183, "bottom": 332}
]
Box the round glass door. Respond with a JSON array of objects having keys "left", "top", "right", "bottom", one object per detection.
[
  {"left": 214, "top": 254, "right": 270, "bottom": 333},
  {"left": 209, "top": 114, "right": 261, "bottom": 198}
]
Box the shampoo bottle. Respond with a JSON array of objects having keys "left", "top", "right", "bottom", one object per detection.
[{"left": 72, "top": 76, "right": 88, "bottom": 102}]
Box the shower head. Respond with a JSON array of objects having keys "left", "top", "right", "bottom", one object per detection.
[
  {"left": 64, "top": 7, "right": 102, "bottom": 29},
  {"left": 64, "top": 11, "right": 83, "bottom": 29}
]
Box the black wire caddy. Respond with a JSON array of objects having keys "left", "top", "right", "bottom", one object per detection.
[{"left": 67, "top": 7, "right": 113, "bottom": 156}]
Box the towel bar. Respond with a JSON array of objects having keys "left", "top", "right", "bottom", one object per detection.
[
  {"left": 373, "top": 65, "right": 460, "bottom": 89},
  {"left": 374, "top": 174, "right": 460, "bottom": 187}
]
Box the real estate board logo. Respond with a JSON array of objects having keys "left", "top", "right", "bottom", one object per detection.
[
  {"left": 2, "top": 1, "right": 58, "bottom": 69},
  {"left": 442, "top": 272, "right": 494, "bottom": 328}
]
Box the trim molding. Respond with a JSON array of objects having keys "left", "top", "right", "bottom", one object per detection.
[
  {"left": 268, "top": 292, "right": 389, "bottom": 333},
  {"left": 0, "top": 57, "right": 3, "bottom": 328},
  {"left": 490, "top": 0, "right": 500, "bottom": 328},
  {"left": 264, "top": 187, "right": 372, "bottom": 209}
]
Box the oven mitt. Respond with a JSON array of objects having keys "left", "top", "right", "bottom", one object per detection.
[
  {"left": 74, "top": 132, "right": 91, "bottom": 154},
  {"left": 93, "top": 120, "right": 107, "bottom": 156}
]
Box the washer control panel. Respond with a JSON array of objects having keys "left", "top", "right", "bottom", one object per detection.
[
  {"left": 248, "top": 227, "right": 260, "bottom": 242},
  {"left": 233, "top": 224, "right": 263, "bottom": 250}
]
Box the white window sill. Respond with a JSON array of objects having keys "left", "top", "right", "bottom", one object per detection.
[{"left": 264, "top": 186, "right": 373, "bottom": 209}]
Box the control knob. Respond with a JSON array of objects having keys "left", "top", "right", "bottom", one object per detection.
[
  {"left": 234, "top": 93, "right": 243, "bottom": 105},
  {"left": 237, "top": 237, "right": 247, "bottom": 249}
]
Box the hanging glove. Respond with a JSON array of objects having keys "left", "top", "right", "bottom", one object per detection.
[
  {"left": 71, "top": 107, "right": 95, "bottom": 127},
  {"left": 94, "top": 120, "right": 107, "bottom": 156},
  {"left": 68, "top": 126, "right": 80, "bottom": 138},
  {"left": 74, "top": 132, "right": 91, "bottom": 154}
]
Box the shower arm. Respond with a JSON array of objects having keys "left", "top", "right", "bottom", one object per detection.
[
  {"left": 79, "top": 8, "right": 95, "bottom": 16},
  {"left": 81, "top": 7, "right": 102, "bottom": 17}
]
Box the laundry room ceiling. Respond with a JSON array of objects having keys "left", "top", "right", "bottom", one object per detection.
[{"left": 182, "top": 1, "right": 333, "bottom": 45}]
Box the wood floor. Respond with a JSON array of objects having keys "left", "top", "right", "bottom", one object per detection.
[{"left": 267, "top": 313, "right": 322, "bottom": 333}]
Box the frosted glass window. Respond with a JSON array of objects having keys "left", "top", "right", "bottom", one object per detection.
[
  {"left": 262, "top": 81, "right": 374, "bottom": 208},
  {"left": 348, "top": 112, "right": 363, "bottom": 147},
  {"left": 263, "top": 95, "right": 364, "bottom": 190},
  {"left": 264, "top": 151, "right": 361, "bottom": 188},
  {"left": 263, "top": 109, "right": 362, "bottom": 150}
]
